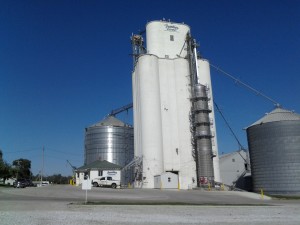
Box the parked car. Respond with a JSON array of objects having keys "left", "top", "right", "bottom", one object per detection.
[
  {"left": 13, "top": 179, "right": 27, "bottom": 188},
  {"left": 91, "top": 176, "right": 120, "bottom": 188},
  {"left": 24, "top": 179, "right": 35, "bottom": 187}
]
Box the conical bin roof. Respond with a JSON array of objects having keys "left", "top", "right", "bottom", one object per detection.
[
  {"left": 89, "top": 116, "right": 130, "bottom": 127},
  {"left": 248, "top": 107, "right": 300, "bottom": 128}
]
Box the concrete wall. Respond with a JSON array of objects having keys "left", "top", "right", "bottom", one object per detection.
[
  {"left": 146, "top": 20, "right": 189, "bottom": 58},
  {"left": 133, "top": 55, "right": 197, "bottom": 189},
  {"left": 132, "top": 21, "right": 221, "bottom": 190}
]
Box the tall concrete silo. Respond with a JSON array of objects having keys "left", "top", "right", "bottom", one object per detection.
[
  {"left": 246, "top": 107, "right": 300, "bottom": 195},
  {"left": 84, "top": 116, "right": 134, "bottom": 167},
  {"left": 131, "top": 20, "right": 220, "bottom": 189}
]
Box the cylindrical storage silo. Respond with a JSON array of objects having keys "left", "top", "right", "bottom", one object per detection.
[
  {"left": 173, "top": 58, "right": 197, "bottom": 190},
  {"left": 136, "top": 54, "right": 164, "bottom": 188},
  {"left": 195, "top": 126, "right": 211, "bottom": 137},
  {"left": 197, "top": 138, "right": 215, "bottom": 180},
  {"left": 146, "top": 21, "right": 190, "bottom": 59},
  {"left": 246, "top": 108, "right": 300, "bottom": 195},
  {"left": 84, "top": 116, "right": 134, "bottom": 167},
  {"left": 193, "top": 100, "right": 211, "bottom": 113},
  {"left": 197, "top": 59, "right": 221, "bottom": 182},
  {"left": 191, "top": 83, "right": 215, "bottom": 187},
  {"left": 195, "top": 113, "right": 210, "bottom": 125}
]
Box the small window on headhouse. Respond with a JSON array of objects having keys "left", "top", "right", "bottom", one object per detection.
[
  {"left": 98, "top": 170, "right": 103, "bottom": 176},
  {"left": 170, "top": 35, "right": 174, "bottom": 41},
  {"left": 232, "top": 158, "right": 235, "bottom": 162},
  {"left": 168, "top": 177, "right": 171, "bottom": 182}
]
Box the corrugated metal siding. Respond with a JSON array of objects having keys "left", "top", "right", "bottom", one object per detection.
[
  {"left": 84, "top": 126, "right": 134, "bottom": 167},
  {"left": 247, "top": 121, "right": 300, "bottom": 194}
]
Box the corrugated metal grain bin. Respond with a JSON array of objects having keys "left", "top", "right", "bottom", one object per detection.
[
  {"left": 246, "top": 108, "right": 300, "bottom": 195},
  {"left": 84, "top": 116, "right": 134, "bottom": 167}
]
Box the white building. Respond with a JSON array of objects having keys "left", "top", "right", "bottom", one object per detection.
[
  {"left": 154, "top": 172, "right": 179, "bottom": 189},
  {"left": 75, "top": 160, "right": 121, "bottom": 186},
  {"left": 0, "top": 177, "right": 15, "bottom": 186},
  {"left": 132, "top": 20, "right": 220, "bottom": 189},
  {"left": 219, "top": 150, "right": 251, "bottom": 190}
]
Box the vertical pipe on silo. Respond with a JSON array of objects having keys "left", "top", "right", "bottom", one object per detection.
[{"left": 197, "top": 59, "right": 221, "bottom": 183}]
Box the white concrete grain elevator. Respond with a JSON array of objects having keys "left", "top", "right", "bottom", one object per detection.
[{"left": 131, "top": 20, "right": 220, "bottom": 189}]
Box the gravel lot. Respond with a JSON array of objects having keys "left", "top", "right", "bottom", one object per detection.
[{"left": 1, "top": 185, "right": 299, "bottom": 225}]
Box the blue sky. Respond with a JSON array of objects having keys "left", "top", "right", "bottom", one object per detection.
[{"left": 1, "top": 0, "right": 299, "bottom": 176}]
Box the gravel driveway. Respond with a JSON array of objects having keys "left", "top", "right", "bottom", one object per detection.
[{"left": 1, "top": 185, "right": 299, "bottom": 225}]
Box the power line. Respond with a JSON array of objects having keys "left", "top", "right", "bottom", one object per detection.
[
  {"left": 4, "top": 147, "right": 41, "bottom": 154},
  {"left": 210, "top": 63, "right": 281, "bottom": 107},
  {"left": 214, "top": 101, "right": 249, "bottom": 164},
  {"left": 45, "top": 147, "right": 83, "bottom": 156},
  {"left": 214, "top": 101, "right": 245, "bottom": 150}
]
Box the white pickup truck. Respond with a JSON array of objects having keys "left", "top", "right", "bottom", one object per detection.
[{"left": 92, "top": 176, "right": 120, "bottom": 189}]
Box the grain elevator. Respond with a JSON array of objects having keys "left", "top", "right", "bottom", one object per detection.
[{"left": 132, "top": 20, "right": 220, "bottom": 189}]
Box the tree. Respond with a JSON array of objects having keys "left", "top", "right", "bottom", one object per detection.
[
  {"left": 12, "top": 158, "right": 32, "bottom": 179},
  {"left": 0, "top": 161, "right": 11, "bottom": 180},
  {"left": 0, "top": 150, "right": 13, "bottom": 182},
  {"left": 45, "top": 174, "right": 72, "bottom": 184},
  {"left": 32, "top": 173, "right": 72, "bottom": 184}
]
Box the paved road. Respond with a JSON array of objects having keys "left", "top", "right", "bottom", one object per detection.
[{"left": 1, "top": 185, "right": 299, "bottom": 224}]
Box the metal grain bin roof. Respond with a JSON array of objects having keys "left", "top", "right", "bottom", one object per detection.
[
  {"left": 89, "top": 116, "right": 130, "bottom": 127},
  {"left": 248, "top": 107, "right": 300, "bottom": 127}
]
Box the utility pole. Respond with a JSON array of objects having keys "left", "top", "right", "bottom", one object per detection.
[
  {"left": 41, "top": 146, "right": 44, "bottom": 183},
  {"left": 16, "top": 159, "right": 21, "bottom": 180}
]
